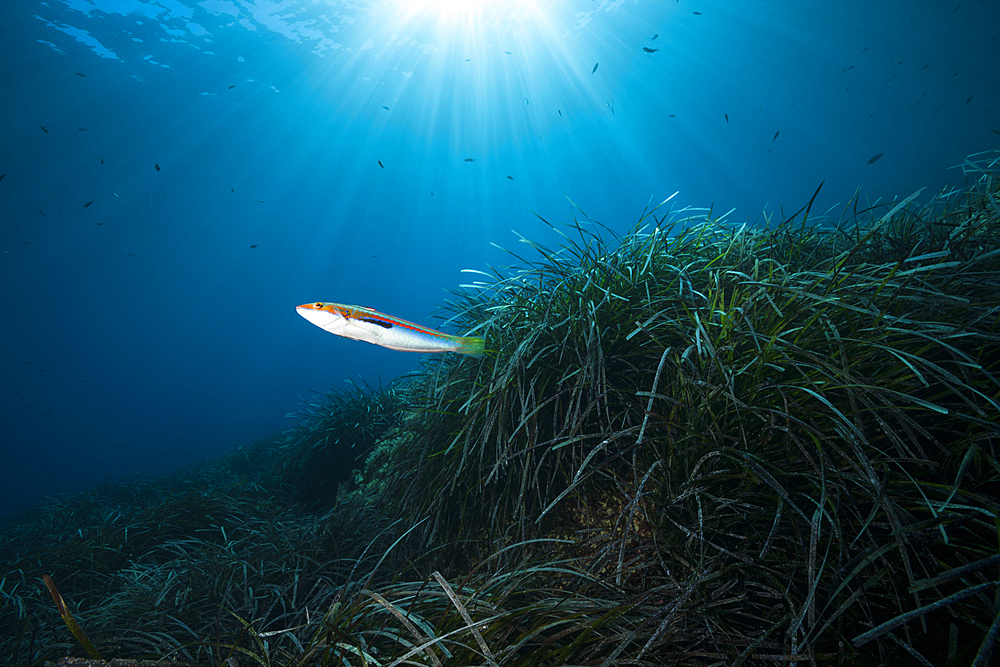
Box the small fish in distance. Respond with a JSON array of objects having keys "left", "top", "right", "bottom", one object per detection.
[
  {"left": 507, "top": 175, "right": 514, "bottom": 180},
  {"left": 0, "top": 173, "right": 5, "bottom": 182},
  {"left": 228, "top": 85, "right": 236, "bottom": 89},
  {"left": 642, "top": 47, "right": 659, "bottom": 53},
  {"left": 297, "top": 302, "right": 485, "bottom": 358},
  {"left": 40, "top": 126, "right": 48, "bottom": 133},
  {"left": 558, "top": 109, "right": 562, "bottom": 118},
  {"left": 382, "top": 105, "right": 389, "bottom": 110},
  {"left": 84, "top": 200, "right": 93, "bottom": 207},
  {"left": 652, "top": 33, "right": 658, "bottom": 40},
  {"left": 772, "top": 130, "right": 780, "bottom": 141},
  {"left": 464, "top": 158, "right": 475, "bottom": 162},
  {"left": 154, "top": 163, "right": 160, "bottom": 171},
  {"left": 867, "top": 152, "right": 883, "bottom": 164},
  {"left": 725, "top": 113, "right": 729, "bottom": 124},
  {"left": 76, "top": 72, "right": 87, "bottom": 77},
  {"left": 592, "top": 62, "right": 599, "bottom": 75},
  {"left": 378, "top": 160, "right": 384, "bottom": 168}
]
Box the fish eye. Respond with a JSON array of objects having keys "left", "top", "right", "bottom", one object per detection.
[{"left": 314, "top": 302, "right": 323, "bottom": 308}]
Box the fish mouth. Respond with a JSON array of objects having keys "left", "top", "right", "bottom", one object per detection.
[
  {"left": 296, "top": 304, "right": 331, "bottom": 327},
  {"left": 297, "top": 304, "right": 348, "bottom": 336}
]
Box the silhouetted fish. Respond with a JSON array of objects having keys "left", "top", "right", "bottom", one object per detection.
[
  {"left": 382, "top": 105, "right": 390, "bottom": 110},
  {"left": 867, "top": 153, "right": 883, "bottom": 164},
  {"left": 643, "top": 47, "right": 659, "bottom": 53},
  {"left": 84, "top": 200, "right": 93, "bottom": 207},
  {"left": 75, "top": 72, "right": 86, "bottom": 77},
  {"left": 250, "top": 244, "right": 258, "bottom": 248},
  {"left": 464, "top": 158, "right": 475, "bottom": 162},
  {"left": 693, "top": 11, "right": 702, "bottom": 14},
  {"left": 725, "top": 113, "right": 729, "bottom": 124},
  {"left": 154, "top": 163, "right": 160, "bottom": 171},
  {"left": 40, "top": 126, "right": 48, "bottom": 133},
  {"left": 378, "top": 160, "right": 384, "bottom": 168},
  {"left": 0, "top": 173, "right": 5, "bottom": 182},
  {"left": 772, "top": 130, "right": 780, "bottom": 141},
  {"left": 507, "top": 176, "right": 514, "bottom": 180},
  {"left": 592, "top": 62, "right": 599, "bottom": 75},
  {"left": 101, "top": 155, "right": 105, "bottom": 164},
  {"left": 78, "top": 128, "right": 87, "bottom": 131},
  {"left": 652, "top": 34, "right": 658, "bottom": 40},
  {"left": 38, "top": 208, "right": 45, "bottom": 216},
  {"left": 558, "top": 109, "right": 562, "bottom": 118}
]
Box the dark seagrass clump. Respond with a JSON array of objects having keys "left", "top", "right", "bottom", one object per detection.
[{"left": 3, "top": 151, "right": 999, "bottom": 667}]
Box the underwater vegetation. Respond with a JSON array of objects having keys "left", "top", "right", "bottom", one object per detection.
[
  {"left": 2, "top": 151, "right": 1000, "bottom": 666},
  {"left": 281, "top": 380, "right": 406, "bottom": 509}
]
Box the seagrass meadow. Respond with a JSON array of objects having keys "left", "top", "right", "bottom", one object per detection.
[{"left": 3, "top": 153, "right": 1000, "bottom": 667}]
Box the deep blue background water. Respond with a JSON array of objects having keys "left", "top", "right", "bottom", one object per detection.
[{"left": 2, "top": 0, "right": 998, "bottom": 517}]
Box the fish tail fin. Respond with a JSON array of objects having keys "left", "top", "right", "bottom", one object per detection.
[{"left": 455, "top": 336, "right": 485, "bottom": 358}]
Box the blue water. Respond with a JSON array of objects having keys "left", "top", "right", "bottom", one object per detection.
[{"left": 2, "top": 0, "right": 998, "bottom": 517}]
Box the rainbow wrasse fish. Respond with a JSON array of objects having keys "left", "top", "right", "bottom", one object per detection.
[{"left": 296, "top": 302, "right": 484, "bottom": 358}]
